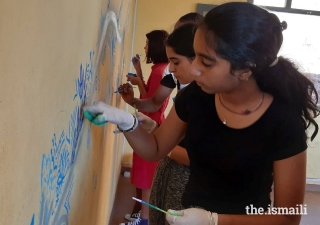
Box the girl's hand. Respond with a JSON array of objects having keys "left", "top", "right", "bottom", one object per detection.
[
  {"left": 166, "top": 208, "right": 217, "bottom": 225},
  {"left": 131, "top": 55, "right": 141, "bottom": 71},
  {"left": 136, "top": 112, "right": 157, "bottom": 133},
  {"left": 118, "top": 83, "right": 135, "bottom": 105},
  {"left": 83, "top": 101, "right": 135, "bottom": 129},
  {"left": 126, "top": 74, "right": 142, "bottom": 85}
]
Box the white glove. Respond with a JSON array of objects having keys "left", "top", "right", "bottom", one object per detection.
[
  {"left": 83, "top": 101, "right": 135, "bottom": 131},
  {"left": 166, "top": 208, "right": 218, "bottom": 225},
  {"left": 136, "top": 112, "right": 157, "bottom": 133}
]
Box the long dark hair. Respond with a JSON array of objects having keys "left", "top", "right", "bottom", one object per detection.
[
  {"left": 200, "top": 2, "right": 319, "bottom": 140},
  {"left": 178, "top": 12, "right": 203, "bottom": 24},
  {"left": 146, "top": 30, "right": 168, "bottom": 64},
  {"left": 166, "top": 23, "right": 196, "bottom": 59}
]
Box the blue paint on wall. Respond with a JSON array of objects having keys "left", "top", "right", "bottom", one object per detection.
[
  {"left": 101, "top": 44, "right": 107, "bottom": 65},
  {"left": 31, "top": 0, "right": 134, "bottom": 223},
  {"left": 30, "top": 214, "right": 35, "bottom": 225},
  {"left": 35, "top": 52, "right": 94, "bottom": 225}
]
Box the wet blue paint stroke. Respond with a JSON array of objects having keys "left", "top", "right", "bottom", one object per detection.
[
  {"left": 36, "top": 52, "right": 94, "bottom": 225},
  {"left": 64, "top": 175, "right": 74, "bottom": 215},
  {"left": 30, "top": 214, "right": 35, "bottom": 225},
  {"left": 101, "top": 44, "right": 107, "bottom": 65},
  {"left": 117, "top": 0, "right": 124, "bottom": 27}
]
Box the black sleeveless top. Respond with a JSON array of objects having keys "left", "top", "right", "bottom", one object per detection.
[{"left": 174, "top": 81, "right": 307, "bottom": 214}]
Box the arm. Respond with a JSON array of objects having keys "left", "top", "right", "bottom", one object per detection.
[
  {"left": 134, "top": 85, "right": 173, "bottom": 111},
  {"left": 132, "top": 55, "right": 144, "bottom": 80},
  {"left": 166, "top": 151, "right": 307, "bottom": 225},
  {"left": 129, "top": 75, "right": 147, "bottom": 96},
  {"left": 83, "top": 102, "right": 186, "bottom": 161},
  {"left": 120, "top": 83, "right": 173, "bottom": 112},
  {"left": 136, "top": 112, "right": 190, "bottom": 166},
  {"left": 124, "top": 106, "right": 186, "bottom": 161}
]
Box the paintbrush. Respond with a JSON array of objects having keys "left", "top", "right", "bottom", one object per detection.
[
  {"left": 132, "top": 197, "right": 181, "bottom": 216},
  {"left": 114, "top": 86, "right": 136, "bottom": 93}
]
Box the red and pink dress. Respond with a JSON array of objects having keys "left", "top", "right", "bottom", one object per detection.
[{"left": 131, "top": 63, "right": 169, "bottom": 189}]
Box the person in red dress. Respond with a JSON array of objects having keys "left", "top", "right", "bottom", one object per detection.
[{"left": 120, "top": 30, "right": 169, "bottom": 225}]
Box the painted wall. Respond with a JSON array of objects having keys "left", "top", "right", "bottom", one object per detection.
[{"left": 0, "top": 0, "right": 137, "bottom": 224}]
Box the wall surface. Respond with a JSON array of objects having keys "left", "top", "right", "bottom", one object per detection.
[{"left": 0, "top": 0, "right": 136, "bottom": 224}]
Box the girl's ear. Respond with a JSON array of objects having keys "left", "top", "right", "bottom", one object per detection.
[{"left": 235, "top": 68, "right": 252, "bottom": 81}]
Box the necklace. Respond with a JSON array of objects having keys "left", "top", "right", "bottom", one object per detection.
[
  {"left": 218, "top": 92, "right": 264, "bottom": 115},
  {"left": 220, "top": 105, "right": 227, "bottom": 125}
]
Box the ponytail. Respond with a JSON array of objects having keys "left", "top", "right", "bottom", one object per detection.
[{"left": 253, "top": 57, "right": 319, "bottom": 140}]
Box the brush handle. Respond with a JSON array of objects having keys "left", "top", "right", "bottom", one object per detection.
[{"left": 132, "top": 197, "right": 181, "bottom": 216}]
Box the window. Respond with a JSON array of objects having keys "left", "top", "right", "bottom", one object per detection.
[
  {"left": 291, "top": 0, "right": 320, "bottom": 11},
  {"left": 248, "top": 0, "right": 320, "bottom": 15},
  {"left": 248, "top": 0, "right": 320, "bottom": 75},
  {"left": 253, "top": 0, "right": 286, "bottom": 8},
  {"left": 196, "top": 4, "right": 217, "bottom": 16}
]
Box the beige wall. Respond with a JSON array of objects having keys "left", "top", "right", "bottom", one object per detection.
[
  {"left": 122, "top": 0, "right": 246, "bottom": 165},
  {"left": 0, "top": 0, "right": 136, "bottom": 224}
]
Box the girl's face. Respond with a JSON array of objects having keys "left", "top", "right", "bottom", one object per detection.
[
  {"left": 166, "top": 46, "right": 194, "bottom": 85},
  {"left": 144, "top": 39, "right": 149, "bottom": 55},
  {"left": 189, "top": 28, "right": 243, "bottom": 94}
]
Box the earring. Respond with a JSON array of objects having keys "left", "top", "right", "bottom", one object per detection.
[{"left": 239, "top": 75, "right": 248, "bottom": 81}]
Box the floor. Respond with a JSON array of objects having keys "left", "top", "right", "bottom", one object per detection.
[{"left": 109, "top": 168, "right": 320, "bottom": 225}]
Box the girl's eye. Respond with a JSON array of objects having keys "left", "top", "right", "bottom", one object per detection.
[
  {"left": 173, "top": 62, "right": 179, "bottom": 65},
  {"left": 202, "top": 61, "right": 213, "bottom": 67}
]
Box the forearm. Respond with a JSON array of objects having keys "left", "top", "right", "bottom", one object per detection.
[
  {"left": 135, "top": 67, "right": 143, "bottom": 80},
  {"left": 130, "top": 85, "right": 172, "bottom": 112},
  {"left": 218, "top": 214, "right": 299, "bottom": 225},
  {"left": 136, "top": 79, "right": 147, "bottom": 96},
  {"left": 130, "top": 97, "right": 162, "bottom": 112},
  {"left": 123, "top": 126, "right": 167, "bottom": 161}
]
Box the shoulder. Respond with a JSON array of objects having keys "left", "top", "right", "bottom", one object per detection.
[
  {"left": 268, "top": 99, "right": 304, "bottom": 126},
  {"left": 176, "top": 81, "right": 208, "bottom": 99},
  {"left": 175, "top": 81, "right": 212, "bottom": 122},
  {"left": 265, "top": 98, "right": 307, "bottom": 160},
  {"left": 152, "top": 63, "right": 168, "bottom": 74}
]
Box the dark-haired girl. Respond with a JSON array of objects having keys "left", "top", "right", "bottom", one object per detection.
[{"left": 120, "top": 29, "right": 169, "bottom": 225}]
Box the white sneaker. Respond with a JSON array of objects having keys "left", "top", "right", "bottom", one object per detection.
[
  {"left": 120, "top": 217, "right": 147, "bottom": 225},
  {"left": 124, "top": 210, "right": 141, "bottom": 221}
]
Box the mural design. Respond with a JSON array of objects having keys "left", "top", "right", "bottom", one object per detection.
[{"left": 30, "top": 0, "right": 133, "bottom": 224}]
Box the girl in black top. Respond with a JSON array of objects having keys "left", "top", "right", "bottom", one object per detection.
[{"left": 84, "top": 2, "right": 319, "bottom": 225}]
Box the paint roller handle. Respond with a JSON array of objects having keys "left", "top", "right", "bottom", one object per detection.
[{"left": 83, "top": 101, "right": 136, "bottom": 131}]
